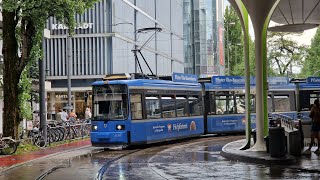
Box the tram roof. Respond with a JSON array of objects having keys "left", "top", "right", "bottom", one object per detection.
[
  {"left": 92, "top": 79, "right": 202, "bottom": 90},
  {"left": 93, "top": 73, "right": 202, "bottom": 90}
]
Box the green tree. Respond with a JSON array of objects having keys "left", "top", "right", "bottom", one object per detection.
[
  {"left": 300, "top": 27, "right": 320, "bottom": 77},
  {"left": 2, "top": 0, "right": 98, "bottom": 138},
  {"left": 224, "top": 5, "right": 243, "bottom": 76},
  {"left": 224, "top": 5, "right": 256, "bottom": 76},
  {"left": 233, "top": 37, "right": 256, "bottom": 76},
  {"left": 267, "top": 31, "right": 307, "bottom": 77},
  {"left": 19, "top": 68, "right": 33, "bottom": 121}
]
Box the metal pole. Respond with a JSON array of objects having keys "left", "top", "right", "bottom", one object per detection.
[
  {"left": 190, "top": 0, "right": 196, "bottom": 74},
  {"left": 226, "top": 24, "right": 230, "bottom": 75},
  {"left": 107, "top": 0, "right": 113, "bottom": 74},
  {"left": 67, "top": 35, "right": 72, "bottom": 111},
  {"left": 134, "top": 0, "right": 137, "bottom": 73},
  {"left": 235, "top": 44, "right": 237, "bottom": 65},
  {"left": 295, "top": 83, "right": 300, "bottom": 117},
  {"left": 39, "top": 36, "right": 47, "bottom": 141}
]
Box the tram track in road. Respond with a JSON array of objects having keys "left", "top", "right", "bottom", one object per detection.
[
  {"left": 32, "top": 146, "right": 103, "bottom": 180},
  {"left": 94, "top": 148, "right": 144, "bottom": 180},
  {"left": 31, "top": 146, "right": 142, "bottom": 180},
  {"left": 94, "top": 138, "right": 207, "bottom": 180},
  {"left": 36, "top": 163, "right": 71, "bottom": 180},
  {"left": 96, "top": 135, "right": 244, "bottom": 180},
  {"left": 32, "top": 135, "right": 243, "bottom": 180}
]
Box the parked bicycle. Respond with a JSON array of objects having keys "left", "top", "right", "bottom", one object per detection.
[
  {"left": 0, "top": 134, "right": 20, "bottom": 155},
  {"left": 28, "top": 126, "right": 48, "bottom": 148}
]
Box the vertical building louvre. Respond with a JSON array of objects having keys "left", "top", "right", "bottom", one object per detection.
[{"left": 44, "top": 0, "right": 184, "bottom": 84}]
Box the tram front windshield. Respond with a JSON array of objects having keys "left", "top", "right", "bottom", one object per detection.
[{"left": 93, "top": 85, "right": 128, "bottom": 120}]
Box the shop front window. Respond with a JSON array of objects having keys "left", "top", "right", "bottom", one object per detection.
[{"left": 47, "top": 91, "right": 92, "bottom": 120}]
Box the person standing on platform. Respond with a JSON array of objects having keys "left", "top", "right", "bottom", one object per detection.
[{"left": 304, "top": 99, "right": 320, "bottom": 154}]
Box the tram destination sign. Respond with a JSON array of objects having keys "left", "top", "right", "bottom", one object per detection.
[
  {"left": 172, "top": 72, "right": 198, "bottom": 83},
  {"left": 212, "top": 76, "right": 288, "bottom": 86},
  {"left": 212, "top": 76, "right": 252, "bottom": 85},
  {"left": 307, "top": 77, "right": 320, "bottom": 84}
]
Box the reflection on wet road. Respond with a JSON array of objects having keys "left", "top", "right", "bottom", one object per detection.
[
  {"left": 1, "top": 135, "right": 319, "bottom": 179},
  {"left": 103, "top": 136, "right": 319, "bottom": 180}
]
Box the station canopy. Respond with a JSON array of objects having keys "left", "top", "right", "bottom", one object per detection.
[{"left": 269, "top": 0, "right": 320, "bottom": 32}]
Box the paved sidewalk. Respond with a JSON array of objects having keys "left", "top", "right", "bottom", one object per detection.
[
  {"left": 0, "top": 139, "right": 91, "bottom": 169},
  {"left": 221, "top": 139, "right": 320, "bottom": 172}
]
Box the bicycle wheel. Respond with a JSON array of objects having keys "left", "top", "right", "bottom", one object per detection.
[
  {"left": 1, "top": 139, "right": 18, "bottom": 155},
  {"left": 57, "top": 127, "right": 65, "bottom": 141},
  {"left": 34, "top": 136, "right": 47, "bottom": 148}
]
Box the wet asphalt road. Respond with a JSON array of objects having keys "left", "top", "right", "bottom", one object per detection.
[{"left": 1, "top": 135, "right": 319, "bottom": 179}]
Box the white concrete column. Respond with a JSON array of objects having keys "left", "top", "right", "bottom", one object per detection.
[
  {"left": 229, "top": 0, "right": 251, "bottom": 150},
  {"left": 241, "top": 0, "right": 280, "bottom": 151}
]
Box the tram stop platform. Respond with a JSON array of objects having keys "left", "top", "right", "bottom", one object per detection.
[{"left": 221, "top": 139, "right": 320, "bottom": 173}]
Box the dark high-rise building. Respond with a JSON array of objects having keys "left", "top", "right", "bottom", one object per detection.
[{"left": 183, "top": 0, "right": 224, "bottom": 76}]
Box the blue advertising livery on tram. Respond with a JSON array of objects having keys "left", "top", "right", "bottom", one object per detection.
[
  {"left": 203, "top": 76, "right": 257, "bottom": 134},
  {"left": 90, "top": 73, "right": 204, "bottom": 146},
  {"left": 90, "top": 73, "right": 320, "bottom": 147}
]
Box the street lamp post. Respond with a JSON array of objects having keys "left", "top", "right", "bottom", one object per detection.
[
  {"left": 39, "top": 29, "right": 50, "bottom": 143},
  {"left": 234, "top": 43, "right": 242, "bottom": 65},
  {"left": 226, "top": 22, "right": 235, "bottom": 75},
  {"left": 67, "top": 35, "right": 72, "bottom": 112}
]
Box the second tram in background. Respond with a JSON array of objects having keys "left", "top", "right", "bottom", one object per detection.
[{"left": 90, "top": 73, "right": 320, "bottom": 147}]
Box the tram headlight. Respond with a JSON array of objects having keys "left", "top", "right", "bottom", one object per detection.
[
  {"left": 92, "top": 125, "right": 98, "bottom": 131},
  {"left": 116, "top": 125, "right": 125, "bottom": 130}
]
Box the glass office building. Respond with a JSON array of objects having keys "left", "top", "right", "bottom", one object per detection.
[
  {"left": 44, "top": 0, "right": 184, "bottom": 118},
  {"left": 183, "top": 0, "right": 224, "bottom": 76}
]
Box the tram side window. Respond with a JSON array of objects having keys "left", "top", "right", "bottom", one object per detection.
[
  {"left": 176, "top": 96, "right": 188, "bottom": 117},
  {"left": 215, "top": 95, "right": 234, "bottom": 114},
  {"left": 146, "top": 95, "right": 161, "bottom": 119},
  {"left": 215, "top": 96, "right": 225, "bottom": 114},
  {"left": 235, "top": 95, "right": 245, "bottom": 114},
  {"left": 274, "top": 95, "right": 290, "bottom": 112},
  {"left": 161, "top": 96, "right": 176, "bottom": 118},
  {"left": 189, "top": 96, "right": 202, "bottom": 116},
  {"left": 130, "top": 94, "right": 142, "bottom": 120}
]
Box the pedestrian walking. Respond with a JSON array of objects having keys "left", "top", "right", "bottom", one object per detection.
[
  {"left": 51, "top": 105, "right": 56, "bottom": 120},
  {"left": 85, "top": 106, "right": 92, "bottom": 120}
]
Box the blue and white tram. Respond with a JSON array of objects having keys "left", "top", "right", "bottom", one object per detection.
[
  {"left": 202, "top": 76, "right": 299, "bottom": 134},
  {"left": 297, "top": 77, "right": 320, "bottom": 118},
  {"left": 90, "top": 73, "right": 204, "bottom": 146},
  {"left": 203, "top": 76, "right": 257, "bottom": 134},
  {"left": 267, "top": 77, "right": 320, "bottom": 120},
  {"left": 90, "top": 73, "right": 320, "bottom": 147}
]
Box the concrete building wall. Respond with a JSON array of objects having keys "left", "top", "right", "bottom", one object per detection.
[{"left": 43, "top": 0, "right": 184, "bottom": 118}]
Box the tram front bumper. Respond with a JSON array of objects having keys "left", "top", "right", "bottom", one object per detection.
[{"left": 91, "top": 131, "right": 128, "bottom": 145}]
